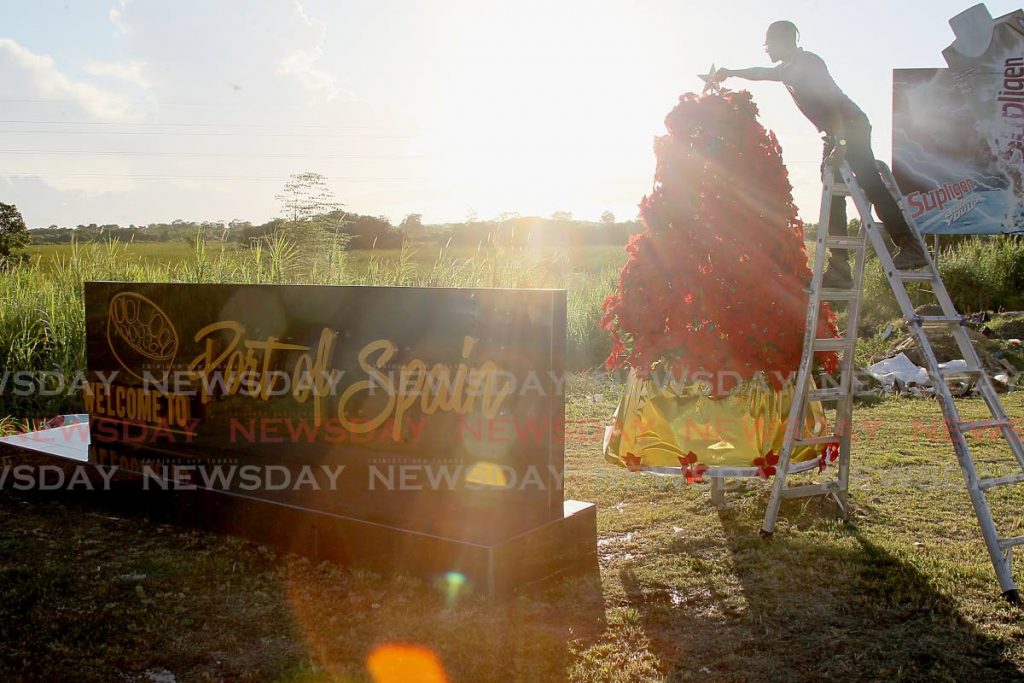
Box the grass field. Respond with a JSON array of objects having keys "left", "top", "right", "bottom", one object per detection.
[
  {"left": 2, "top": 385, "right": 1024, "bottom": 682},
  {"left": 23, "top": 239, "right": 630, "bottom": 273},
  {"left": 25, "top": 241, "right": 205, "bottom": 266}
]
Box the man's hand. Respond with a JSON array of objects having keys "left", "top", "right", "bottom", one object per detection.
[{"left": 714, "top": 67, "right": 780, "bottom": 82}]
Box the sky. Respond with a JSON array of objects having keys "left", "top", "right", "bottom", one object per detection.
[{"left": 0, "top": 0, "right": 1020, "bottom": 229}]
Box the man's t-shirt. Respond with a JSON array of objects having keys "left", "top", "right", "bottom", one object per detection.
[{"left": 774, "top": 48, "right": 867, "bottom": 134}]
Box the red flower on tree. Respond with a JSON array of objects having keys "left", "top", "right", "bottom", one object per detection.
[
  {"left": 753, "top": 450, "right": 780, "bottom": 479},
  {"left": 818, "top": 441, "right": 841, "bottom": 473},
  {"left": 601, "top": 90, "right": 839, "bottom": 389},
  {"left": 625, "top": 452, "right": 643, "bottom": 472},
  {"left": 678, "top": 451, "right": 707, "bottom": 484}
]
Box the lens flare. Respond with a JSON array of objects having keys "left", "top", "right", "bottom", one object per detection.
[
  {"left": 441, "top": 571, "right": 467, "bottom": 608},
  {"left": 367, "top": 643, "right": 448, "bottom": 683}
]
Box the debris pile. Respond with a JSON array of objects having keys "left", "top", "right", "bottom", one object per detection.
[{"left": 860, "top": 311, "right": 1024, "bottom": 396}]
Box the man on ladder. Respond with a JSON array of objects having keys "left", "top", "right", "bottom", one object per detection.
[
  {"left": 711, "top": 20, "right": 1024, "bottom": 604},
  {"left": 717, "top": 20, "right": 929, "bottom": 287}
]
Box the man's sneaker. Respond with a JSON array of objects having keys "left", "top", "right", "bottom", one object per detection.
[
  {"left": 892, "top": 244, "right": 929, "bottom": 270},
  {"left": 821, "top": 265, "right": 854, "bottom": 289}
]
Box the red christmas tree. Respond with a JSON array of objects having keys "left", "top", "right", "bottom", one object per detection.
[{"left": 601, "top": 89, "right": 839, "bottom": 388}]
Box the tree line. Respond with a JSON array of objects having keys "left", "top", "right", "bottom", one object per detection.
[
  {"left": 26, "top": 214, "right": 642, "bottom": 249},
  {"left": 8, "top": 172, "right": 643, "bottom": 253}
]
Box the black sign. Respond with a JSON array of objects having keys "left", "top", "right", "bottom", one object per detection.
[{"left": 84, "top": 282, "right": 567, "bottom": 543}]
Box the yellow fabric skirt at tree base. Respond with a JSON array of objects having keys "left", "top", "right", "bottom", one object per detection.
[{"left": 603, "top": 368, "right": 832, "bottom": 477}]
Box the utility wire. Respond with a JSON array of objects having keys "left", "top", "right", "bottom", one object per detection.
[
  {"left": 1, "top": 171, "right": 421, "bottom": 181},
  {"left": 0, "top": 149, "right": 427, "bottom": 159},
  {"left": 0, "top": 129, "right": 410, "bottom": 138},
  {"left": 0, "top": 118, "right": 400, "bottom": 130}
]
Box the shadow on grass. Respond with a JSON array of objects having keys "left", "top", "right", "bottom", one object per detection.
[
  {"left": 617, "top": 498, "right": 1021, "bottom": 682},
  {"left": 0, "top": 472, "right": 608, "bottom": 683}
]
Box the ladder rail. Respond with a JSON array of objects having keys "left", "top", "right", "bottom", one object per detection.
[
  {"left": 761, "top": 154, "right": 1024, "bottom": 602},
  {"left": 763, "top": 159, "right": 864, "bottom": 533},
  {"left": 834, "top": 191, "right": 869, "bottom": 512},
  {"left": 876, "top": 162, "right": 1024, "bottom": 470},
  {"left": 841, "top": 159, "right": 1024, "bottom": 599}
]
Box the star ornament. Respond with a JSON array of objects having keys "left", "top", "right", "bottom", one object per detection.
[{"left": 699, "top": 64, "right": 722, "bottom": 94}]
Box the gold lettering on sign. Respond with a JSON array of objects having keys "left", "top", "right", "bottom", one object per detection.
[
  {"left": 186, "top": 322, "right": 512, "bottom": 435},
  {"left": 83, "top": 381, "right": 192, "bottom": 428},
  {"left": 337, "top": 335, "right": 513, "bottom": 440},
  {"left": 188, "top": 322, "right": 337, "bottom": 424}
]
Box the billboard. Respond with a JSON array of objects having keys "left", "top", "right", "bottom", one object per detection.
[{"left": 893, "top": 4, "right": 1024, "bottom": 234}]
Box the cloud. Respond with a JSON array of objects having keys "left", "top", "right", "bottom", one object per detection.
[
  {"left": 107, "top": 0, "right": 350, "bottom": 103},
  {"left": 84, "top": 60, "right": 152, "bottom": 89},
  {"left": 0, "top": 38, "right": 135, "bottom": 120},
  {"left": 276, "top": 0, "right": 350, "bottom": 101},
  {"left": 109, "top": 0, "right": 132, "bottom": 35}
]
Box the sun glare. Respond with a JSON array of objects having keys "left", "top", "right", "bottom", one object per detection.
[{"left": 409, "top": 3, "right": 666, "bottom": 222}]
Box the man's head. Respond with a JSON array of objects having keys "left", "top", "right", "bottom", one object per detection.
[{"left": 764, "top": 20, "right": 799, "bottom": 62}]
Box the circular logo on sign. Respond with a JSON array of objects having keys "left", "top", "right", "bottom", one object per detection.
[{"left": 106, "top": 292, "right": 179, "bottom": 379}]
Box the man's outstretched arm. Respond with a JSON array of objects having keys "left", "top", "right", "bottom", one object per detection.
[{"left": 718, "top": 67, "right": 781, "bottom": 82}]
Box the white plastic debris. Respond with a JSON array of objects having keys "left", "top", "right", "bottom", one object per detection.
[
  {"left": 145, "top": 669, "right": 176, "bottom": 683},
  {"left": 867, "top": 353, "right": 973, "bottom": 393},
  {"left": 938, "top": 359, "right": 970, "bottom": 376},
  {"left": 867, "top": 353, "right": 930, "bottom": 389}
]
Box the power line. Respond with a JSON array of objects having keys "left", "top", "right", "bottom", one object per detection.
[
  {"left": 2, "top": 171, "right": 422, "bottom": 181},
  {"left": 0, "top": 98, "right": 363, "bottom": 110},
  {"left": 0, "top": 118, "right": 399, "bottom": 130},
  {"left": 0, "top": 149, "right": 428, "bottom": 159},
  {"left": 0, "top": 129, "right": 410, "bottom": 139}
]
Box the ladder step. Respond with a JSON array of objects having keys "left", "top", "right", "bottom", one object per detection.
[
  {"left": 959, "top": 418, "right": 1011, "bottom": 432},
  {"left": 897, "top": 270, "right": 934, "bottom": 281},
  {"left": 808, "top": 387, "right": 848, "bottom": 402},
  {"left": 814, "top": 338, "right": 855, "bottom": 352},
  {"left": 831, "top": 183, "right": 850, "bottom": 197},
  {"left": 999, "top": 535, "right": 1024, "bottom": 551},
  {"left": 781, "top": 481, "right": 842, "bottom": 499},
  {"left": 819, "top": 288, "right": 859, "bottom": 301},
  {"left": 824, "top": 236, "right": 865, "bottom": 250},
  {"left": 979, "top": 472, "right": 1024, "bottom": 491},
  {"left": 912, "top": 315, "right": 964, "bottom": 328}
]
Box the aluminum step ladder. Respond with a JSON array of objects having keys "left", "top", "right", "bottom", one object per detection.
[{"left": 761, "top": 155, "right": 1024, "bottom": 604}]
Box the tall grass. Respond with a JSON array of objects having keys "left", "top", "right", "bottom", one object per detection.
[
  {"left": 5, "top": 232, "right": 1022, "bottom": 421},
  {"left": 937, "top": 236, "right": 1024, "bottom": 313},
  {"left": 0, "top": 234, "right": 620, "bottom": 419},
  {"left": 856, "top": 236, "right": 1024, "bottom": 330}
]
